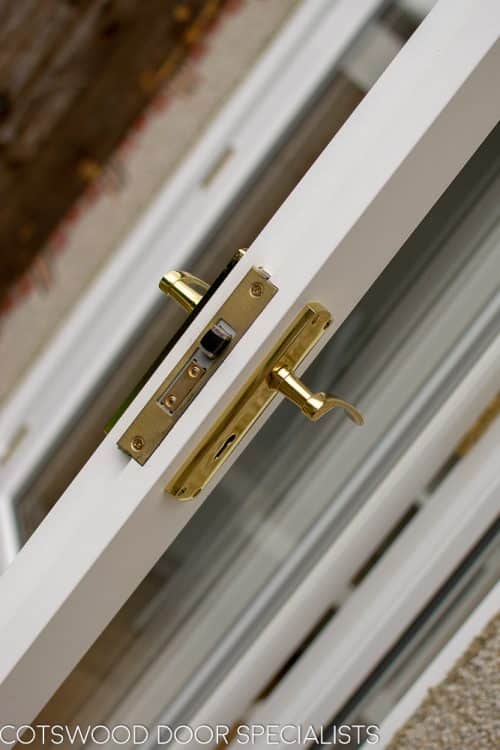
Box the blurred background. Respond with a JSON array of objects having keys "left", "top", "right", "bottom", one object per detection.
[{"left": 1, "top": 0, "right": 301, "bottom": 401}]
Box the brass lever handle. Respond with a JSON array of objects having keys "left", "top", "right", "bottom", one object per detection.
[
  {"left": 268, "top": 366, "right": 364, "bottom": 424},
  {"left": 159, "top": 252, "right": 246, "bottom": 313},
  {"left": 166, "top": 303, "right": 362, "bottom": 499},
  {"left": 159, "top": 270, "right": 209, "bottom": 313}
]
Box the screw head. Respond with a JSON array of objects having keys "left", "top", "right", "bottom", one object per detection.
[
  {"left": 250, "top": 281, "right": 264, "bottom": 298},
  {"left": 188, "top": 363, "right": 202, "bottom": 378},
  {"left": 164, "top": 394, "right": 177, "bottom": 408},
  {"left": 131, "top": 435, "right": 145, "bottom": 451}
]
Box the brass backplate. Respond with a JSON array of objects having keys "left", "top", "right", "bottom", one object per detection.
[
  {"left": 118, "top": 267, "right": 277, "bottom": 464},
  {"left": 167, "top": 302, "right": 331, "bottom": 499}
]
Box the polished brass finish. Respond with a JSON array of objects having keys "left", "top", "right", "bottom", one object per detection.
[
  {"left": 106, "top": 251, "right": 246, "bottom": 435},
  {"left": 118, "top": 267, "right": 277, "bottom": 464},
  {"left": 160, "top": 360, "right": 206, "bottom": 414},
  {"left": 268, "top": 366, "right": 363, "bottom": 423},
  {"left": 249, "top": 281, "right": 264, "bottom": 298},
  {"left": 159, "top": 270, "right": 210, "bottom": 312},
  {"left": 131, "top": 435, "right": 145, "bottom": 452},
  {"left": 167, "top": 303, "right": 363, "bottom": 500},
  {"left": 188, "top": 363, "right": 203, "bottom": 378}
]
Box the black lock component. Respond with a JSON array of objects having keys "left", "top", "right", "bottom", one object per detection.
[{"left": 200, "top": 324, "right": 232, "bottom": 359}]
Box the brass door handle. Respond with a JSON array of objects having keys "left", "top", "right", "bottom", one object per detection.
[
  {"left": 159, "top": 270, "right": 210, "bottom": 312},
  {"left": 167, "top": 303, "right": 364, "bottom": 500},
  {"left": 159, "top": 251, "right": 247, "bottom": 313},
  {"left": 268, "top": 366, "right": 364, "bottom": 424}
]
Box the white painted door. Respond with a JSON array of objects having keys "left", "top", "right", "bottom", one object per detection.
[{"left": 0, "top": 0, "right": 499, "bottom": 733}]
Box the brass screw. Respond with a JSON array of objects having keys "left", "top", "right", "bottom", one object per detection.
[
  {"left": 164, "top": 394, "right": 177, "bottom": 408},
  {"left": 188, "top": 363, "right": 202, "bottom": 378},
  {"left": 250, "top": 281, "right": 264, "bottom": 298},
  {"left": 131, "top": 435, "right": 145, "bottom": 452}
]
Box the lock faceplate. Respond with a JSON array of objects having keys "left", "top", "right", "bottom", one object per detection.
[
  {"left": 167, "top": 303, "right": 336, "bottom": 499},
  {"left": 118, "top": 267, "right": 277, "bottom": 464}
]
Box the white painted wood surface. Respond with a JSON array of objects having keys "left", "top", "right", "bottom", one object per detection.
[{"left": 0, "top": 0, "right": 498, "bottom": 733}]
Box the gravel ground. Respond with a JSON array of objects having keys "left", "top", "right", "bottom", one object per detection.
[{"left": 387, "top": 613, "right": 500, "bottom": 749}]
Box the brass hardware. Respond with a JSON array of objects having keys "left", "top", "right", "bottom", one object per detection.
[
  {"left": 167, "top": 303, "right": 363, "bottom": 500},
  {"left": 249, "top": 281, "right": 264, "bottom": 298},
  {"left": 131, "top": 436, "right": 145, "bottom": 452},
  {"left": 159, "top": 270, "right": 210, "bottom": 312},
  {"left": 160, "top": 359, "right": 206, "bottom": 414},
  {"left": 107, "top": 251, "right": 246, "bottom": 435},
  {"left": 118, "top": 267, "right": 277, "bottom": 464},
  {"left": 268, "top": 366, "right": 363, "bottom": 424},
  {"left": 188, "top": 363, "right": 203, "bottom": 378}
]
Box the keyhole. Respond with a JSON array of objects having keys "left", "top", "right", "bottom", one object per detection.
[{"left": 214, "top": 433, "right": 236, "bottom": 461}]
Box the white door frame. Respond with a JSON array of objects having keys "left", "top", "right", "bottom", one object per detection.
[{"left": 0, "top": 0, "right": 499, "bottom": 731}]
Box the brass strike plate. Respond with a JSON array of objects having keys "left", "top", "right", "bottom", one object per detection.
[
  {"left": 167, "top": 303, "right": 332, "bottom": 499},
  {"left": 118, "top": 267, "right": 277, "bottom": 464}
]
